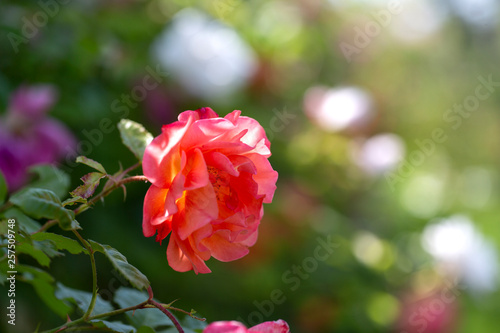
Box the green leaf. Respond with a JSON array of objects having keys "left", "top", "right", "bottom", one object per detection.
[
  {"left": 16, "top": 240, "right": 55, "bottom": 267},
  {"left": 118, "top": 119, "right": 153, "bottom": 160},
  {"left": 90, "top": 320, "right": 137, "bottom": 333},
  {"left": 16, "top": 232, "right": 71, "bottom": 267},
  {"left": 3, "top": 207, "right": 41, "bottom": 233},
  {"left": 182, "top": 315, "right": 207, "bottom": 331},
  {"left": 31, "top": 232, "right": 85, "bottom": 255},
  {"left": 26, "top": 165, "right": 71, "bottom": 199},
  {"left": 10, "top": 188, "right": 80, "bottom": 230},
  {"left": 90, "top": 241, "right": 150, "bottom": 290},
  {"left": 18, "top": 265, "right": 72, "bottom": 317},
  {"left": 0, "top": 170, "right": 7, "bottom": 204},
  {"left": 137, "top": 327, "right": 156, "bottom": 333},
  {"left": 114, "top": 287, "right": 173, "bottom": 328},
  {"left": 0, "top": 219, "right": 8, "bottom": 235},
  {"left": 56, "top": 283, "right": 114, "bottom": 316},
  {"left": 76, "top": 156, "right": 107, "bottom": 174},
  {"left": 70, "top": 172, "right": 106, "bottom": 199}
]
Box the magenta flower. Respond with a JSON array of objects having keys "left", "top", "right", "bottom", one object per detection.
[
  {"left": 0, "top": 84, "right": 76, "bottom": 191},
  {"left": 203, "top": 320, "right": 290, "bottom": 333}
]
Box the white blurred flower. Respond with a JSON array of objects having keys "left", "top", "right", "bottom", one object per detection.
[
  {"left": 390, "top": 0, "right": 447, "bottom": 43},
  {"left": 422, "top": 215, "right": 499, "bottom": 292},
  {"left": 303, "top": 86, "right": 374, "bottom": 132},
  {"left": 327, "top": 0, "right": 390, "bottom": 9},
  {"left": 151, "top": 9, "right": 257, "bottom": 101},
  {"left": 350, "top": 133, "right": 405, "bottom": 175},
  {"left": 451, "top": 0, "right": 498, "bottom": 30}
]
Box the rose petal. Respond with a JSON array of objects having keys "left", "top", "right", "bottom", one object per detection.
[
  {"left": 166, "top": 233, "right": 195, "bottom": 273},
  {"left": 204, "top": 151, "right": 239, "bottom": 177},
  {"left": 179, "top": 107, "right": 219, "bottom": 122},
  {"left": 239, "top": 228, "right": 259, "bottom": 247},
  {"left": 244, "top": 154, "right": 278, "bottom": 203},
  {"left": 167, "top": 232, "right": 211, "bottom": 274},
  {"left": 143, "top": 117, "right": 194, "bottom": 188},
  {"left": 202, "top": 229, "right": 250, "bottom": 262},
  {"left": 176, "top": 184, "right": 218, "bottom": 240},
  {"left": 228, "top": 155, "right": 257, "bottom": 175},
  {"left": 203, "top": 321, "right": 248, "bottom": 333},
  {"left": 184, "top": 148, "right": 209, "bottom": 190},
  {"left": 143, "top": 185, "right": 169, "bottom": 236},
  {"left": 181, "top": 118, "right": 236, "bottom": 150},
  {"left": 230, "top": 171, "right": 264, "bottom": 218},
  {"left": 163, "top": 172, "right": 185, "bottom": 217},
  {"left": 248, "top": 320, "right": 290, "bottom": 333},
  {"left": 222, "top": 112, "right": 271, "bottom": 154},
  {"left": 223, "top": 110, "right": 241, "bottom": 124}
]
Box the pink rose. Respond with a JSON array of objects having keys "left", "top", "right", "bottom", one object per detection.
[
  {"left": 203, "top": 320, "right": 290, "bottom": 333},
  {"left": 142, "top": 107, "right": 278, "bottom": 273}
]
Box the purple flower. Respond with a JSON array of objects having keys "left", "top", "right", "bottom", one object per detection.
[
  {"left": 9, "top": 85, "right": 58, "bottom": 120},
  {"left": 0, "top": 85, "right": 76, "bottom": 192}
]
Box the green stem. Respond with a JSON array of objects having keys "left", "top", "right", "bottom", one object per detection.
[
  {"left": 33, "top": 175, "right": 149, "bottom": 234},
  {"left": 33, "top": 219, "right": 57, "bottom": 234},
  {"left": 64, "top": 327, "right": 111, "bottom": 332},
  {"left": 40, "top": 300, "right": 150, "bottom": 333},
  {"left": 84, "top": 249, "right": 98, "bottom": 320},
  {"left": 142, "top": 304, "right": 206, "bottom": 321},
  {"left": 122, "top": 161, "right": 142, "bottom": 176},
  {"left": 40, "top": 287, "right": 202, "bottom": 333}
]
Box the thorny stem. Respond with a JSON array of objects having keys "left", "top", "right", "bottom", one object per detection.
[
  {"left": 121, "top": 161, "right": 141, "bottom": 176},
  {"left": 73, "top": 175, "right": 149, "bottom": 215},
  {"left": 143, "top": 303, "right": 205, "bottom": 320},
  {"left": 147, "top": 286, "right": 184, "bottom": 333},
  {"left": 34, "top": 219, "right": 57, "bottom": 234},
  {"left": 40, "top": 300, "right": 150, "bottom": 333},
  {"left": 40, "top": 286, "right": 203, "bottom": 333},
  {"left": 149, "top": 299, "right": 185, "bottom": 333},
  {"left": 33, "top": 174, "right": 149, "bottom": 234}
]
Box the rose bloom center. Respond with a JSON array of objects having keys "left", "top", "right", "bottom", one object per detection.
[{"left": 207, "top": 165, "right": 239, "bottom": 214}]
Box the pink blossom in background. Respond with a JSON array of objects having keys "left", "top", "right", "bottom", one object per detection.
[
  {"left": 204, "top": 319, "right": 290, "bottom": 333},
  {"left": 396, "top": 289, "right": 458, "bottom": 333},
  {"left": 0, "top": 85, "right": 76, "bottom": 191},
  {"left": 142, "top": 107, "right": 278, "bottom": 274},
  {"left": 8, "top": 85, "right": 58, "bottom": 119}
]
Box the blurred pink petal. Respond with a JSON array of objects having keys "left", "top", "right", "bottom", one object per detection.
[
  {"left": 203, "top": 321, "right": 248, "bottom": 333},
  {"left": 203, "top": 320, "right": 290, "bottom": 333},
  {"left": 0, "top": 85, "right": 75, "bottom": 191},
  {"left": 8, "top": 84, "right": 58, "bottom": 119},
  {"left": 249, "top": 319, "right": 290, "bottom": 333}
]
